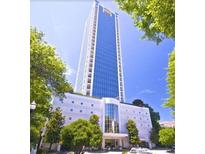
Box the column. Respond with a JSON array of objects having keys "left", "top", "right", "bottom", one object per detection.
[
  {"left": 148, "top": 141, "right": 152, "bottom": 149},
  {"left": 119, "top": 139, "right": 122, "bottom": 147},
  {"left": 57, "top": 144, "right": 61, "bottom": 152},
  {"left": 102, "top": 138, "right": 105, "bottom": 149}
]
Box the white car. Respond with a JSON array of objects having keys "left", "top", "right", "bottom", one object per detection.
[
  {"left": 129, "top": 147, "right": 150, "bottom": 154},
  {"left": 129, "top": 147, "right": 138, "bottom": 154}
]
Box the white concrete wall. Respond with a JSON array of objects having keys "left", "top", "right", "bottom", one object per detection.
[
  {"left": 120, "top": 103, "right": 152, "bottom": 142},
  {"left": 53, "top": 93, "right": 104, "bottom": 129}
]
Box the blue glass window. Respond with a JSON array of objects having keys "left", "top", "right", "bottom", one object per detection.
[
  {"left": 105, "top": 103, "right": 119, "bottom": 133},
  {"left": 92, "top": 6, "right": 119, "bottom": 98}
]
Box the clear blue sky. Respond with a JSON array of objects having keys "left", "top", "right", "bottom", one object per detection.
[{"left": 31, "top": 0, "right": 175, "bottom": 122}]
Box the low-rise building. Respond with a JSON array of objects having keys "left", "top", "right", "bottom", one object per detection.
[
  {"left": 53, "top": 93, "right": 153, "bottom": 149},
  {"left": 160, "top": 121, "right": 175, "bottom": 128}
]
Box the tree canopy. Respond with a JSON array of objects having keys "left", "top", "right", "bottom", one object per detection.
[
  {"left": 164, "top": 50, "right": 175, "bottom": 115},
  {"left": 115, "top": 0, "right": 175, "bottom": 44},
  {"left": 115, "top": 0, "right": 175, "bottom": 116},
  {"left": 89, "top": 114, "right": 99, "bottom": 125},
  {"left": 61, "top": 117, "right": 102, "bottom": 153},
  {"left": 89, "top": 122, "right": 102, "bottom": 149},
  {"left": 127, "top": 119, "right": 140, "bottom": 145},
  {"left": 45, "top": 108, "right": 65, "bottom": 150},
  {"left": 132, "top": 99, "right": 144, "bottom": 107},
  {"left": 30, "top": 27, "right": 73, "bottom": 147},
  {"left": 61, "top": 119, "right": 92, "bottom": 153},
  {"left": 89, "top": 114, "right": 102, "bottom": 149},
  {"left": 159, "top": 127, "right": 175, "bottom": 147},
  {"left": 150, "top": 128, "right": 159, "bottom": 145},
  {"left": 30, "top": 27, "right": 73, "bottom": 114}
]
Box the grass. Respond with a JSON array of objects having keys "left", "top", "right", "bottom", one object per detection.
[{"left": 122, "top": 150, "right": 128, "bottom": 154}]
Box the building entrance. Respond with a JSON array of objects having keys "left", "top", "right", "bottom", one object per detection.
[
  {"left": 105, "top": 139, "right": 119, "bottom": 150},
  {"left": 103, "top": 133, "right": 129, "bottom": 149}
]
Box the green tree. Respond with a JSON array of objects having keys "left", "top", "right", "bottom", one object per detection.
[
  {"left": 115, "top": 0, "right": 175, "bottom": 115},
  {"left": 89, "top": 115, "right": 102, "bottom": 149},
  {"left": 30, "top": 27, "right": 73, "bottom": 147},
  {"left": 30, "top": 124, "right": 41, "bottom": 147},
  {"left": 30, "top": 112, "right": 45, "bottom": 148},
  {"left": 159, "top": 127, "right": 175, "bottom": 147},
  {"left": 132, "top": 99, "right": 144, "bottom": 107},
  {"left": 61, "top": 117, "right": 102, "bottom": 153},
  {"left": 127, "top": 120, "right": 140, "bottom": 146},
  {"left": 164, "top": 51, "right": 175, "bottom": 115},
  {"left": 89, "top": 114, "right": 99, "bottom": 125},
  {"left": 89, "top": 124, "right": 102, "bottom": 149},
  {"left": 61, "top": 119, "right": 93, "bottom": 154},
  {"left": 115, "top": 0, "right": 175, "bottom": 44},
  {"left": 150, "top": 128, "right": 159, "bottom": 145},
  {"left": 45, "top": 108, "right": 65, "bottom": 151},
  {"left": 132, "top": 99, "right": 160, "bottom": 145},
  {"left": 30, "top": 27, "right": 73, "bottom": 113}
]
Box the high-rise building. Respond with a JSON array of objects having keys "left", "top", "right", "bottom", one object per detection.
[
  {"left": 75, "top": 0, "right": 125, "bottom": 102},
  {"left": 51, "top": 1, "right": 153, "bottom": 149}
]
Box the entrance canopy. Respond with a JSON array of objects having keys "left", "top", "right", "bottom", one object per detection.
[
  {"left": 103, "top": 133, "right": 128, "bottom": 139},
  {"left": 103, "top": 133, "right": 129, "bottom": 148}
]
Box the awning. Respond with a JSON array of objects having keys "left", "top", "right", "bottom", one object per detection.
[{"left": 103, "top": 133, "right": 128, "bottom": 139}]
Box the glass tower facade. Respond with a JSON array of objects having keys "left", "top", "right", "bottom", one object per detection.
[
  {"left": 105, "top": 104, "right": 119, "bottom": 133},
  {"left": 75, "top": 1, "right": 125, "bottom": 102},
  {"left": 92, "top": 6, "right": 118, "bottom": 98}
]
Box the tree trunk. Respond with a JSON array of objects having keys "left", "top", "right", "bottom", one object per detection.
[
  {"left": 80, "top": 146, "right": 84, "bottom": 154},
  {"left": 75, "top": 150, "right": 81, "bottom": 154},
  {"left": 49, "top": 143, "right": 53, "bottom": 151},
  {"left": 75, "top": 149, "right": 80, "bottom": 154},
  {"left": 75, "top": 146, "right": 83, "bottom": 154}
]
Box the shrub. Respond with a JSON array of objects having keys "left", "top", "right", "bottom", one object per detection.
[{"left": 122, "top": 150, "right": 127, "bottom": 154}]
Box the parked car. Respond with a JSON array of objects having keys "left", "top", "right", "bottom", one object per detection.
[
  {"left": 129, "top": 147, "right": 138, "bottom": 154},
  {"left": 168, "top": 146, "right": 175, "bottom": 153},
  {"left": 105, "top": 145, "right": 111, "bottom": 151},
  {"left": 129, "top": 147, "right": 150, "bottom": 154}
]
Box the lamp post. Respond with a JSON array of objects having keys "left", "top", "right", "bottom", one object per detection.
[
  {"left": 30, "top": 101, "right": 52, "bottom": 153},
  {"left": 36, "top": 128, "right": 44, "bottom": 153},
  {"left": 30, "top": 101, "right": 36, "bottom": 113},
  {"left": 36, "top": 107, "right": 52, "bottom": 153}
]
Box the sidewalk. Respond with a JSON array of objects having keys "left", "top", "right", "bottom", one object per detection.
[
  {"left": 85, "top": 149, "right": 174, "bottom": 154},
  {"left": 146, "top": 149, "right": 174, "bottom": 154}
]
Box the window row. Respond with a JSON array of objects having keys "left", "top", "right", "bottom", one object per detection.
[
  {"left": 71, "top": 101, "right": 94, "bottom": 107},
  {"left": 128, "top": 116, "right": 149, "bottom": 121},
  {"left": 125, "top": 109, "right": 148, "bottom": 115},
  {"left": 68, "top": 109, "right": 94, "bottom": 114}
]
